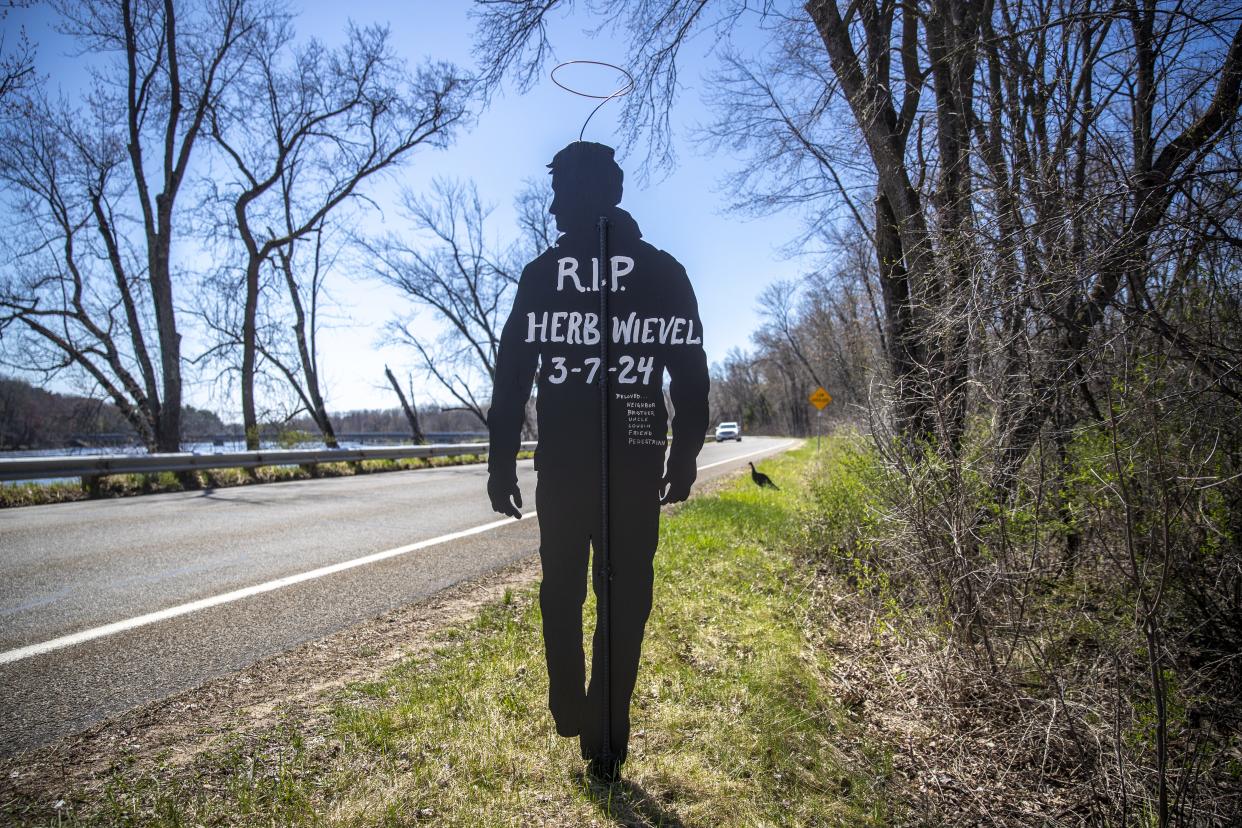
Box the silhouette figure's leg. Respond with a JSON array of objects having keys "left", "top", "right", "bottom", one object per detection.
[
  {"left": 581, "top": 476, "right": 660, "bottom": 764},
  {"left": 536, "top": 473, "right": 592, "bottom": 737}
]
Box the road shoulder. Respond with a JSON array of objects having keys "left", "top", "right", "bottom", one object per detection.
[
  {"left": 0, "top": 554, "right": 542, "bottom": 808},
  {"left": 0, "top": 455, "right": 777, "bottom": 814}
]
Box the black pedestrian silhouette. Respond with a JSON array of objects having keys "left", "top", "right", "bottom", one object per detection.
[
  {"left": 487, "top": 141, "right": 709, "bottom": 779},
  {"left": 748, "top": 462, "right": 779, "bottom": 490}
]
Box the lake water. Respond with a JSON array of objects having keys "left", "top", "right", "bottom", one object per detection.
[{"left": 0, "top": 434, "right": 491, "bottom": 487}]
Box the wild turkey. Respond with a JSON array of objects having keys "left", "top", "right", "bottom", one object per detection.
[{"left": 748, "top": 462, "right": 779, "bottom": 490}]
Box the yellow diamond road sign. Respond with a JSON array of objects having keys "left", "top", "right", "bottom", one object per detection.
[{"left": 809, "top": 387, "right": 832, "bottom": 410}]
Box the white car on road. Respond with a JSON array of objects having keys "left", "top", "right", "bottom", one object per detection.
[{"left": 715, "top": 421, "right": 741, "bottom": 442}]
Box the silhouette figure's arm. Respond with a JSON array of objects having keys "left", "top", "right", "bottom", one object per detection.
[
  {"left": 661, "top": 258, "right": 710, "bottom": 503},
  {"left": 487, "top": 265, "right": 539, "bottom": 517}
]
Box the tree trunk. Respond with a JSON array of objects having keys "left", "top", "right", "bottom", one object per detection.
[
  {"left": 309, "top": 397, "right": 338, "bottom": 448},
  {"left": 924, "top": 0, "right": 980, "bottom": 454},
  {"left": 806, "top": 0, "right": 942, "bottom": 448},
  {"left": 386, "top": 365, "right": 425, "bottom": 444},
  {"left": 150, "top": 205, "right": 182, "bottom": 454},
  {"left": 280, "top": 242, "right": 338, "bottom": 449},
  {"left": 241, "top": 257, "right": 261, "bottom": 450},
  {"left": 875, "top": 193, "right": 932, "bottom": 444}
]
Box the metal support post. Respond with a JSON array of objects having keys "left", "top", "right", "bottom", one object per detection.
[{"left": 597, "top": 216, "right": 614, "bottom": 769}]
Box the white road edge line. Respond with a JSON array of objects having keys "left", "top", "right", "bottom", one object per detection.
[
  {"left": 0, "top": 439, "right": 801, "bottom": 666},
  {"left": 0, "top": 514, "right": 540, "bottom": 666},
  {"left": 695, "top": 440, "right": 799, "bottom": 471}
]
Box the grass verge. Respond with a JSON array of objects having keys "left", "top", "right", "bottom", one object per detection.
[
  {"left": 0, "top": 450, "right": 534, "bottom": 509},
  {"left": 1, "top": 441, "right": 898, "bottom": 826}
]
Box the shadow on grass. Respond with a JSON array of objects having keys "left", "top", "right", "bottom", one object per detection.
[
  {"left": 679, "top": 492, "right": 790, "bottom": 538},
  {"left": 575, "top": 771, "right": 687, "bottom": 828}
]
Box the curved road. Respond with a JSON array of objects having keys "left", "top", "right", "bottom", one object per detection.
[{"left": 0, "top": 437, "right": 795, "bottom": 756}]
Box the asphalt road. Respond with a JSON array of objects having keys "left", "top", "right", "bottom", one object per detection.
[{"left": 0, "top": 436, "right": 795, "bottom": 756}]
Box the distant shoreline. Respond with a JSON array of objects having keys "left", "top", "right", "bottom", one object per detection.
[{"left": 0, "top": 449, "right": 529, "bottom": 509}]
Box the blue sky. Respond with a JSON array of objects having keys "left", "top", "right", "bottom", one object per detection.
[{"left": 8, "top": 1, "right": 812, "bottom": 416}]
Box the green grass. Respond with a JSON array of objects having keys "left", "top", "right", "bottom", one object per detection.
[
  {"left": 6, "top": 441, "right": 896, "bottom": 826},
  {"left": 0, "top": 451, "right": 534, "bottom": 508}
]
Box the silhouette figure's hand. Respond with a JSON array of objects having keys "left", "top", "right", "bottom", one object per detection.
[
  {"left": 488, "top": 474, "right": 523, "bottom": 519},
  {"left": 659, "top": 461, "right": 697, "bottom": 504}
]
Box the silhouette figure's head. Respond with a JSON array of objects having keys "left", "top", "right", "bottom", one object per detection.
[{"left": 547, "top": 141, "right": 624, "bottom": 235}]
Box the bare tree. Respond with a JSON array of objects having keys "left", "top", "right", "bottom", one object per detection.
[
  {"left": 384, "top": 363, "right": 425, "bottom": 444},
  {"left": 979, "top": 2, "right": 1242, "bottom": 498},
  {"left": 708, "top": 348, "right": 772, "bottom": 430},
  {"left": 0, "top": 0, "right": 267, "bottom": 452},
  {"left": 707, "top": 258, "right": 881, "bottom": 436},
  {"left": 259, "top": 220, "right": 342, "bottom": 446},
  {"left": 474, "top": 0, "right": 770, "bottom": 171},
  {"left": 757, "top": 279, "right": 824, "bottom": 388},
  {"left": 361, "top": 178, "right": 548, "bottom": 426},
  {"left": 0, "top": 15, "right": 35, "bottom": 109},
  {"left": 203, "top": 20, "right": 466, "bottom": 448}
]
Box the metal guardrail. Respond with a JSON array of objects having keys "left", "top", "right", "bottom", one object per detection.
[
  {"left": 0, "top": 441, "right": 538, "bottom": 484},
  {"left": 66, "top": 431, "right": 492, "bottom": 447}
]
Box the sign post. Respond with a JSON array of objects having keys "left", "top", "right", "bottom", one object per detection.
[
  {"left": 808, "top": 387, "right": 832, "bottom": 450},
  {"left": 596, "top": 214, "right": 613, "bottom": 773}
]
